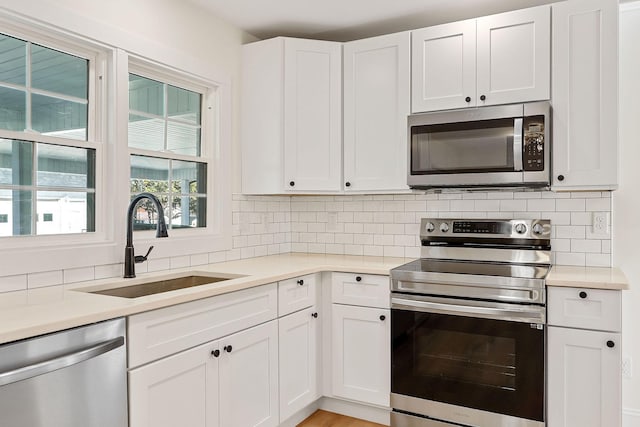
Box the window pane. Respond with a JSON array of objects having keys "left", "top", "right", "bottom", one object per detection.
[
  {"left": 32, "top": 94, "right": 87, "bottom": 140},
  {"left": 37, "top": 144, "right": 95, "bottom": 189},
  {"left": 171, "top": 160, "right": 206, "bottom": 194},
  {"left": 31, "top": 44, "right": 88, "bottom": 99},
  {"left": 167, "top": 121, "right": 200, "bottom": 156},
  {"left": 36, "top": 191, "right": 90, "bottom": 235},
  {"left": 0, "top": 189, "right": 32, "bottom": 236},
  {"left": 128, "top": 114, "right": 165, "bottom": 151},
  {"left": 130, "top": 155, "right": 169, "bottom": 194},
  {"left": 0, "top": 86, "right": 26, "bottom": 131},
  {"left": 171, "top": 195, "right": 206, "bottom": 228},
  {"left": 129, "top": 74, "right": 163, "bottom": 116},
  {"left": 0, "top": 139, "right": 33, "bottom": 186},
  {"left": 167, "top": 85, "right": 200, "bottom": 123},
  {"left": 0, "top": 34, "right": 26, "bottom": 85},
  {"left": 132, "top": 194, "right": 169, "bottom": 231}
]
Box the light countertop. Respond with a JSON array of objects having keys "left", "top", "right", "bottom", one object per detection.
[{"left": 0, "top": 253, "right": 629, "bottom": 345}]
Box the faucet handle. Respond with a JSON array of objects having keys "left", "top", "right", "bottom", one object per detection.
[{"left": 134, "top": 246, "right": 154, "bottom": 264}]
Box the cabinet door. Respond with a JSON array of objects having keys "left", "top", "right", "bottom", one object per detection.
[
  {"left": 278, "top": 306, "right": 320, "bottom": 423},
  {"left": 551, "top": 0, "right": 618, "bottom": 190},
  {"left": 219, "top": 320, "right": 279, "bottom": 427},
  {"left": 344, "top": 32, "right": 410, "bottom": 191},
  {"left": 129, "top": 340, "right": 220, "bottom": 427},
  {"left": 411, "top": 20, "right": 476, "bottom": 112},
  {"left": 332, "top": 304, "right": 390, "bottom": 407},
  {"left": 548, "top": 327, "right": 621, "bottom": 427},
  {"left": 476, "top": 5, "right": 550, "bottom": 106},
  {"left": 284, "top": 38, "right": 342, "bottom": 192}
]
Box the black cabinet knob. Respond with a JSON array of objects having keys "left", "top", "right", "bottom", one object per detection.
[
  {"left": 480, "top": 95, "right": 486, "bottom": 101},
  {"left": 312, "top": 312, "right": 318, "bottom": 318},
  {"left": 557, "top": 175, "right": 565, "bottom": 182},
  {"left": 297, "top": 279, "right": 304, "bottom": 286},
  {"left": 607, "top": 340, "right": 615, "bottom": 348},
  {"left": 224, "top": 345, "right": 233, "bottom": 353},
  {"left": 345, "top": 182, "right": 351, "bottom": 187},
  {"left": 579, "top": 291, "right": 587, "bottom": 299},
  {"left": 380, "top": 315, "right": 386, "bottom": 321},
  {"left": 289, "top": 181, "right": 295, "bottom": 187},
  {"left": 465, "top": 96, "right": 471, "bottom": 102},
  {"left": 211, "top": 349, "right": 220, "bottom": 358},
  {"left": 356, "top": 276, "right": 362, "bottom": 282}
]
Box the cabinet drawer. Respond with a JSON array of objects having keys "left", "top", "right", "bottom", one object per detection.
[
  {"left": 332, "top": 273, "right": 390, "bottom": 308},
  {"left": 128, "top": 283, "right": 278, "bottom": 368},
  {"left": 547, "top": 287, "right": 621, "bottom": 332},
  {"left": 278, "top": 273, "right": 318, "bottom": 316}
]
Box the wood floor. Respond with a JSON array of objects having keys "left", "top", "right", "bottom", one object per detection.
[{"left": 297, "top": 410, "right": 386, "bottom": 427}]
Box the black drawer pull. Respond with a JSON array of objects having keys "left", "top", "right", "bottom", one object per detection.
[
  {"left": 289, "top": 181, "right": 295, "bottom": 187},
  {"left": 607, "top": 340, "right": 615, "bottom": 348},
  {"left": 557, "top": 175, "right": 565, "bottom": 181},
  {"left": 379, "top": 315, "right": 386, "bottom": 321},
  {"left": 224, "top": 345, "right": 233, "bottom": 353},
  {"left": 356, "top": 276, "right": 362, "bottom": 282},
  {"left": 297, "top": 279, "right": 304, "bottom": 286},
  {"left": 312, "top": 312, "right": 318, "bottom": 318},
  {"left": 465, "top": 96, "right": 471, "bottom": 102},
  {"left": 579, "top": 291, "right": 588, "bottom": 299},
  {"left": 480, "top": 94, "right": 486, "bottom": 101},
  {"left": 211, "top": 349, "right": 220, "bottom": 358}
]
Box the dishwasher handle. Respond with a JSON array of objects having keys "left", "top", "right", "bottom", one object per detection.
[{"left": 0, "top": 336, "right": 124, "bottom": 386}]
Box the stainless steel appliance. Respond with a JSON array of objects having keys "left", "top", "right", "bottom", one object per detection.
[
  {"left": 390, "top": 218, "right": 551, "bottom": 427},
  {"left": 407, "top": 102, "right": 550, "bottom": 189},
  {"left": 0, "top": 318, "right": 128, "bottom": 427}
]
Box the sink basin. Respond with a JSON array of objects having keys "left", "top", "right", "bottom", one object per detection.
[{"left": 86, "top": 273, "right": 245, "bottom": 298}]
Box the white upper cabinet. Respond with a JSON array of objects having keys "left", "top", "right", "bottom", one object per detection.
[
  {"left": 551, "top": 0, "right": 618, "bottom": 190},
  {"left": 411, "top": 5, "right": 550, "bottom": 112},
  {"left": 343, "top": 32, "right": 411, "bottom": 191},
  {"left": 476, "top": 6, "right": 551, "bottom": 106},
  {"left": 412, "top": 20, "right": 476, "bottom": 112},
  {"left": 241, "top": 37, "right": 342, "bottom": 194}
]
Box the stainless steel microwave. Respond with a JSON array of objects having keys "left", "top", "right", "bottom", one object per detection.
[{"left": 407, "top": 102, "right": 550, "bottom": 189}]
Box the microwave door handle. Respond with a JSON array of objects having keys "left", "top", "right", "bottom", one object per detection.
[{"left": 513, "top": 118, "right": 523, "bottom": 171}]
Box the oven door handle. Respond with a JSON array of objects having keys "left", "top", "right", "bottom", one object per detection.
[{"left": 391, "top": 297, "right": 544, "bottom": 323}]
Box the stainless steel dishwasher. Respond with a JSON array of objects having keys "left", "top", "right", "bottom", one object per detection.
[{"left": 0, "top": 318, "right": 128, "bottom": 427}]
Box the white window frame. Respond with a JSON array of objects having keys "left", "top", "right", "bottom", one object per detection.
[
  {"left": 124, "top": 57, "right": 232, "bottom": 258},
  {"left": 0, "top": 16, "right": 114, "bottom": 253}
]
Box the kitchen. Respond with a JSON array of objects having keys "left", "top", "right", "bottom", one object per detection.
[{"left": 0, "top": 0, "right": 637, "bottom": 426}]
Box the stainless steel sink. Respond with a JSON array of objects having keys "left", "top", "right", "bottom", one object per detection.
[{"left": 86, "top": 273, "right": 244, "bottom": 298}]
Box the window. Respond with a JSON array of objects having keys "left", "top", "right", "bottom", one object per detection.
[
  {"left": 0, "top": 31, "right": 99, "bottom": 237},
  {"left": 128, "top": 72, "right": 209, "bottom": 231}
]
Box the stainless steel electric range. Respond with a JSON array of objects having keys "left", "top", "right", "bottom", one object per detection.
[{"left": 390, "top": 218, "right": 551, "bottom": 427}]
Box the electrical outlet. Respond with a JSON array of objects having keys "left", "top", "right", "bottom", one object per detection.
[
  {"left": 591, "top": 211, "right": 610, "bottom": 236},
  {"left": 622, "top": 355, "right": 633, "bottom": 379}
]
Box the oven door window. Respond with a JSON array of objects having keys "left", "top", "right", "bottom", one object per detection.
[
  {"left": 392, "top": 309, "right": 544, "bottom": 422},
  {"left": 411, "top": 118, "right": 518, "bottom": 175}
]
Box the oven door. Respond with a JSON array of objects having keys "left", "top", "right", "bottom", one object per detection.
[{"left": 391, "top": 295, "right": 544, "bottom": 427}]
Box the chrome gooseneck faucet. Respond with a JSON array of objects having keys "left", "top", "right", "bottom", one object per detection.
[{"left": 125, "top": 192, "right": 168, "bottom": 278}]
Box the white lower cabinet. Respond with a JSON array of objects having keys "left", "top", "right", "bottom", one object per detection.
[
  {"left": 331, "top": 303, "right": 390, "bottom": 407},
  {"left": 278, "top": 306, "right": 320, "bottom": 422},
  {"left": 129, "top": 320, "right": 279, "bottom": 427},
  {"left": 547, "top": 327, "right": 621, "bottom": 427},
  {"left": 129, "top": 339, "right": 220, "bottom": 427}
]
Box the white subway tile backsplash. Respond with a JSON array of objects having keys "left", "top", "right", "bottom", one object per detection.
[
  {"left": 571, "top": 239, "right": 602, "bottom": 253},
  {"left": 95, "top": 264, "right": 122, "bottom": 280},
  {"left": 557, "top": 199, "right": 586, "bottom": 212},
  {"left": 586, "top": 253, "right": 611, "bottom": 267},
  {"left": 556, "top": 252, "right": 586, "bottom": 266},
  {"left": 0, "top": 275, "right": 27, "bottom": 293},
  {"left": 499, "top": 200, "right": 527, "bottom": 211},
  {"left": 190, "top": 253, "right": 209, "bottom": 267},
  {"left": 64, "top": 267, "right": 95, "bottom": 284},
  {"left": 586, "top": 198, "right": 611, "bottom": 211},
  {"left": 27, "top": 270, "right": 64, "bottom": 289},
  {"left": 170, "top": 256, "right": 191, "bottom": 269}
]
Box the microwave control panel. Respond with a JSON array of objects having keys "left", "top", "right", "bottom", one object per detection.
[{"left": 523, "top": 116, "right": 545, "bottom": 171}]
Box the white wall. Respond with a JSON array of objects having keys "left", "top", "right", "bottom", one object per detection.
[{"left": 615, "top": 3, "right": 640, "bottom": 425}]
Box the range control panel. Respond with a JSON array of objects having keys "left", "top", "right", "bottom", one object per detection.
[{"left": 421, "top": 218, "right": 551, "bottom": 241}]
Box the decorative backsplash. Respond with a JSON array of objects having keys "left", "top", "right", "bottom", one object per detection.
[{"left": 0, "top": 191, "right": 611, "bottom": 293}]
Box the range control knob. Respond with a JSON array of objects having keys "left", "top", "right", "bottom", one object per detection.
[
  {"left": 514, "top": 223, "right": 527, "bottom": 234},
  {"left": 440, "top": 222, "right": 450, "bottom": 233},
  {"left": 532, "top": 223, "right": 545, "bottom": 235},
  {"left": 425, "top": 222, "right": 435, "bottom": 232}
]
